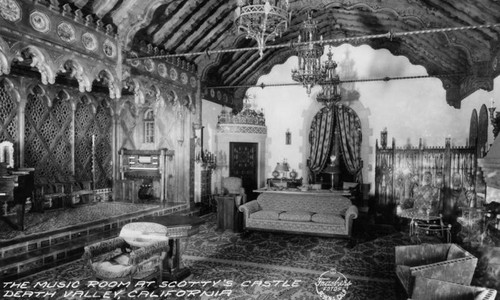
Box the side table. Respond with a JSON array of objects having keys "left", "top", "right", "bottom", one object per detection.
[
  {"left": 139, "top": 215, "right": 205, "bottom": 281},
  {"left": 215, "top": 195, "right": 243, "bottom": 233}
]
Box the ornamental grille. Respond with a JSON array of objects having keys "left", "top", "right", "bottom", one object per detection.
[
  {"left": 75, "top": 100, "right": 113, "bottom": 188},
  {"left": 120, "top": 104, "right": 136, "bottom": 149},
  {"left": 94, "top": 102, "right": 112, "bottom": 188},
  {"left": 0, "top": 84, "right": 18, "bottom": 142},
  {"left": 25, "top": 92, "right": 72, "bottom": 183}
]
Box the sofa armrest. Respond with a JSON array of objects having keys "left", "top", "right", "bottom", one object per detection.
[
  {"left": 345, "top": 205, "right": 358, "bottom": 220},
  {"left": 344, "top": 205, "right": 358, "bottom": 236},
  {"left": 238, "top": 200, "right": 261, "bottom": 219},
  {"left": 129, "top": 240, "right": 169, "bottom": 265},
  {"left": 82, "top": 237, "right": 128, "bottom": 262}
]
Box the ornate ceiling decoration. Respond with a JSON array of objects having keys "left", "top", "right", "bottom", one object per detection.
[{"left": 55, "top": 1, "right": 500, "bottom": 108}]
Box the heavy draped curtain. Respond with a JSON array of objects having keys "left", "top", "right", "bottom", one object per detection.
[
  {"left": 308, "top": 107, "right": 335, "bottom": 176},
  {"left": 337, "top": 105, "right": 363, "bottom": 183},
  {"left": 308, "top": 105, "right": 362, "bottom": 183}
]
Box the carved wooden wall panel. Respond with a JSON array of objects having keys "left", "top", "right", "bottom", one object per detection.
[
  {"left": 0, "top": 84, "right": 18, "bottom": 143},
  {"left": 375, "top": 140, "right": 477, "bottom": 221},
  {"left": 74, "top": 98, "right": 113, "bottom": 188},
  {"left": 120, "top": 102, "right": 137, "bottom": 150},
  {"left": 94, "top": 102, "right": 113, "bottom": 188},
  {"left": 75, "top": 101, "right": 94, "bottom": 182},
  {"left": 24, "top": 90, "right": 72, "bottom": 183}
]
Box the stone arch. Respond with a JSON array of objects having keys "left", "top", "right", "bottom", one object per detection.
[
  {"left": 13, "top": 45, "right": 56, "bottom": 85},
  {"left": 95, "top": 68, "right": 120, "bottom": 99},
  {"left": 146, "top": 83, "right": 162, "bottom": 104},
  {"left": 27, "top": 83, "right": 52, "bottom": 107},
  {"left": 0, "top": 37, "right": 12, "bottom": 76},
  {"left": 81, "top": 93, "right": 98, "bottom": 114},
  {"left": 165, "top": 89, "right": 178, "bottom": 107},
  {"left": 57, "top": 58, "right": 92, "bottom": 93},
  {"left": 0, "top": 77, "right": 20, "bottom": 103},
  {"left": 124, "top": 77, "right": 145, "bottom": 105}
]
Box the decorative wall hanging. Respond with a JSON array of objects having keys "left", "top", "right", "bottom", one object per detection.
[
  {"left": 103, "top": 39, "right": 116, "bottom": 57},
  {"left": 157, "top": 63, "right": 167, "bottom": 77},
  {"left": 285, "top": 129, "right": 291, "bottom": 145},
  {"left": 57, "top": 22, "right": 76, "bottom": 43},
  {"left": 30, "top": 11, "right": 50, "bottom": 33},
  {"left": 0, "top": 0, "right": 21, "bottom": 22},
  {"left": 82, "top": 32, "right": 97, "bottom": 51}
]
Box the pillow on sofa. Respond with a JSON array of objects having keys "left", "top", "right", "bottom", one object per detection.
[
  {"left": 311, "top": 213, "right": 345, "bottom": 225},
  {"left": 250, "top": 210, "right": 282, "bottom": 220},
  {"left": 279, "top": 211, "right": 313, "bottom": 222}
]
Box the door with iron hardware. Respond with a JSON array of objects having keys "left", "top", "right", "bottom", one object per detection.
[{"left": 229, "top": 142, "right": 258, "bottom": 201}]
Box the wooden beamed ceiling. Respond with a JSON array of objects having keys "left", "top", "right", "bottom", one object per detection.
[{"left": 63, "top": 0, "right": 500, "bottom": 108}]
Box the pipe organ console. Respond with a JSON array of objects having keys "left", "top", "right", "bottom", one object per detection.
[{"left": 118, "top": 149, "right": 174, "bottom": 204}]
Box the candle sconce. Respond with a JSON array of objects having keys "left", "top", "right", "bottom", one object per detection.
[
  {"left": 195, "top": 149, "right": 217, "bottom": 170},
  {"left": 285, "top": 129, "right": 291, "bottom": 145},
  {"left": 488, "top": 102, "right": 500, "bottom": 138}
]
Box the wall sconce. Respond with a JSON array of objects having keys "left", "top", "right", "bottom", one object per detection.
[
  {"left": 489, "top": 99, "right": 500, "bottom": 138},
  {"left": 285, "top": 129, "right": 291, "bottom": 145},
  {"left": 380, "top": 127, "right": 388, "bottom": 149}
]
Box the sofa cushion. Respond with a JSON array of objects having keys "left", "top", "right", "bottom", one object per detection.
[
  {"left": 311, "top": 213, "right": 345, "bottom": 225},
  {"left": 279, "top": 211, "right": 313, "bottom": 222},
  {"left": 250, "top": 210, "right": 282, "bottom": 220},
  {"left": 91, "top": 253, "right": 133, "bottom": 278},
  {"left": 256, "top": 193, "right": 352, "bottom": 214}
]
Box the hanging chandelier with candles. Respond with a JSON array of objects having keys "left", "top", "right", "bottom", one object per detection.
[
  {"left": 316, "top": 47, "right": 341, "bottom": 107},
  {"left": 291, "top": 12, "right": 324, "bottom": 95},
  {"left": 234, "top": 0, "right": 291, "bottom": 57}
]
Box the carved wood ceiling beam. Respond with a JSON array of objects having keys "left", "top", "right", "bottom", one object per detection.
[
  {"left": 176, "top": 3, "right": 234, "bottom": 54},
  {"left": 93, "top": 0, "right": 120, "bottom": 18},
  {"left": 162, "top": 0, "right": 222, "bottom": 52},
  {"left": 152, "top": 0, "right": 205, "bottom": 45}
]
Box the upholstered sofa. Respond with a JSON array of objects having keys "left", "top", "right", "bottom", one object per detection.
[{"left": 238, "top": 191, "right": 358, "bottom": 237}]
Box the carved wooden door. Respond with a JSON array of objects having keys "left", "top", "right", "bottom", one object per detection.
[{"left": 229, "top": 142, "right": 258, "bottom": 201}]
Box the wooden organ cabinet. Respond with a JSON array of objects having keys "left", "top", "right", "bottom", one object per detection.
[
  {"left": 118, "top": 149, "right": 174, "bottom": 204},
  {"left": 0, "top": 141, "right": 35, "bottom": 231}
]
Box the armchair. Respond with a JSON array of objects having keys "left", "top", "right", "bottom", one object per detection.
[
  {"left": 398, "top": 171, "right": 450, "bottom": 242},
  {"left": 82, "top": 222, "right": 169, "bottom": 288},
  {"left": 410, "top": 277, "right": 497, "bottom": 300},
  {"left": 395, "top": 243, "right": 478, "bottom": 298}
]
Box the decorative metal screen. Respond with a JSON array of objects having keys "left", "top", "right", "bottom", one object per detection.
[
  {"left": 75, "top": 99, "right": 112, "bottom": 188},
  {"left": 0, "top": 84, "right": 18, "bottom": 143},
  {"left": 120, "top": 102, "right": 136, "bottom": 150},
  {"left": 94, "top": 101, "right": 113, "bottom": 188},
  {"left": 25, "top": 91, "right": 72, "bottom": 182}
]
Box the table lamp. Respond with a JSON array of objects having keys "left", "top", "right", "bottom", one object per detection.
[{"left": 323, "top": 155, "right": 339, "bottom": 191}]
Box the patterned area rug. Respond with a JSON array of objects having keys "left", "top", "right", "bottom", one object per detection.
[
  {"left": 9, "top": 214, "right": 436, "bottom": 300},
  {"left": 0, "top": 202, "right": 159, "bottom": 240}
]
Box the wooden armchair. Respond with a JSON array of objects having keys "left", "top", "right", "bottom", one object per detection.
[
  {"left": 60, "top": 175, "right": 95, "bottom": 206},
  {"left": 82, "top": 222, "right": 169, "bottom": 289},
  {"left": 34, "top": 177, "right": 67, "bottom": 211}
]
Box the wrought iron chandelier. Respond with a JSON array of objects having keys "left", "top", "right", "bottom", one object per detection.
[
  {"left": 234, "top": 0, "right": 291, "bottom": 57},
  {"left": 316, "top": 48, "right": 341, "bottom": 107},
  {"left": 291, "top": 12, "right": 324, "bottom": 95}
]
